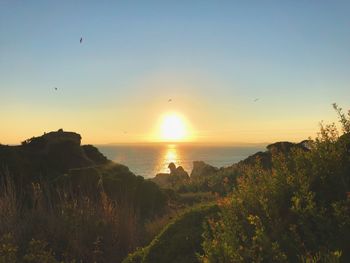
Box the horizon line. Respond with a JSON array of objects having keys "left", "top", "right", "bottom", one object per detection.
[{"left": 96, "top": 141, "right": 273, "bottom": 147}]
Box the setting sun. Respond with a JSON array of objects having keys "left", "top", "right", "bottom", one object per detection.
[
  {"left": 160, "top": 113, "right": 189, "bottom": 142},
  {"left": 1, "top": 2, "right": 349, "bottom": 261}
]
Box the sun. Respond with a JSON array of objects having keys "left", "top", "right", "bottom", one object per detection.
[{"left": 160, "top": 113, "right": 189, "bottom": 142}]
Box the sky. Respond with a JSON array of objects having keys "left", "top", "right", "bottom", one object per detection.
[{"left": 1, "top": 1, "right": 350, "bottom": 144}]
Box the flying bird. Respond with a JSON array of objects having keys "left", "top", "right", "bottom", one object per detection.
[
  {"left": 168, "top": 99, "right": 172, "bottom": 102},
  {"left": 54, "top": 87, "right": 57, "bottom": 91},
  {"left": 80, "top": 37, "right": 83, "bottom": 44},
  {"left": 254, "top": 98, "right": 259, "bottom": 102}
]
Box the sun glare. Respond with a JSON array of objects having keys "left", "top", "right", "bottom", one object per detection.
[{"left": 160, "top": 113, "right": 189, "bottom": 142}]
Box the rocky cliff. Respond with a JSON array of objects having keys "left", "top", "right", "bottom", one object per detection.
[{"left": 0, "top": 129, "right": 110, "bottom": 183}]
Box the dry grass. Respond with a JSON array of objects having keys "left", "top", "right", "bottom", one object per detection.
[
  {"left": 0, "top": 170, "right": 142, "bottom": 263},
  {"left": 0, "top": 169, "right": 20, "bottom": 236}
]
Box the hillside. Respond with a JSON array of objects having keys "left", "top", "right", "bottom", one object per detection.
[
  {"left": 123, "top": 205, "right": 219, "bottom": 263},
  {"left": 125, "top": 111, "right": 350, "bottom": 263},
  {"left": 1, "top": 116, "right": 349, "bottom": 263},
  {"left": 0, "top": 129, "right": 109, "bottom": 182},
  {"left": 0, "top": 130, "right": 170, "bottom": 262}
]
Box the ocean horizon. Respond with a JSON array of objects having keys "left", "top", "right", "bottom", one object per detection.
[{"left": 98, "top": 143, "right": 266, "bottom": 178}]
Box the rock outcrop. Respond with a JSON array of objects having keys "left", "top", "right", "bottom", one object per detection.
[
  {"left": 0, "top": 129, "right": 110, "bottom": 183},
  {"left": 190, "top": 161, "right": 218, "bottom": 180},
  {"left": 151, "top": 162, "right": 189, "bottom": 188},
  {"left": 22, "top": 129, "right": 82, "bottom": 151}
]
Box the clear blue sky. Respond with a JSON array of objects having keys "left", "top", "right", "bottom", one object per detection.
[{"left": 1, "top": 1, "right": 350, "bottom": 144}]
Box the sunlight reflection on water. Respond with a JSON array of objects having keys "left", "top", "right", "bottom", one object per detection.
[
  {"left": 158, "top": 144, "right": 179, "bottom": 173},
  {"left": 98, "top": 144, "right": 265, "bottom": 178}
]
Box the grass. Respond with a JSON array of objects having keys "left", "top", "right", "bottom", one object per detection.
[
  {"left": 0, "top": 171, "right": 141, "bottom": 263},
  {"left": 123, "top": 204, "right": 219, "bottom": 263}
]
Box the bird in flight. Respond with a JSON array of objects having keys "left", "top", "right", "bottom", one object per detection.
[
  {"left": 168, "top": 99, "right": 172, "bottom": 102},
  {"left": 80, "top": 37, "right": 83, "bottom": 44},
  {"left": 254, "top": 98, "right": 259, "bottom": 102},
  {"left": 54, "top": 87, "right": 57, "bottom": 91}
]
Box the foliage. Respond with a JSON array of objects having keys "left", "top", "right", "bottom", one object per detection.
[
  {"left": 201, "top": 105, "right": 350, "bottom": 262},
  {"left": 0, "top": 233, "right": 17, "bottom": 263},
  {"left": 178, "top": 166, "right": 241, "bottom": 196},
  {"left": 0, "top": 177, "right": 143, "bottom": 263},
  {"left": 23, "top": 239, "right": 58, "bottom": 263},
  {"left": 0, "top": 130, "right": 180, "bottom": 263}
]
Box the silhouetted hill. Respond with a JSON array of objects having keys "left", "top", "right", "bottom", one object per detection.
[
  {"left": 82, "top": 144, "right": 110, "bottom": 164},
  {"left": 238, "top": 140, "right": 311, "bottom": 169},
  {"left": 0, "top": 129, "right": 110, "bottom": 182},
  {"left": 0, "top": 129, "right": 167, "bottom": 219}
]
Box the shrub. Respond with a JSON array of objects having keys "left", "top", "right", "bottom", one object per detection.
[{"left": 201, "top": 105, "right": 350, "bottom": 262}]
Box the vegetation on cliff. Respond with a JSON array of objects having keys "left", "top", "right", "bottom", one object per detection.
[
  {"left": 0, "top": 130, "right": 168, "bottom": 262},
  {"left": 201, "top": 104, "right": 350, "bottom": 262},
  {"left": 1, "top": 105, "right": 349, "bottom": 262}
]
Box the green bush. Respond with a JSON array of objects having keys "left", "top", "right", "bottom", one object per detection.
[{"left": 201, "top": 105, "right": 350, "bottom": 262}]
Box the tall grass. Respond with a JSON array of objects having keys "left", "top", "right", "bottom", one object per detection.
[
  {"left": 0, "top": 170, "right": 141, "bottom": 263},
  {"left": 0, "top": 168, "right": 20, "bottom": 236}
]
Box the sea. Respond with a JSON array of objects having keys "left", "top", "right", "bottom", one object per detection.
[{"left": 98, "top": 144, "right": 266, "bottom": 178}]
